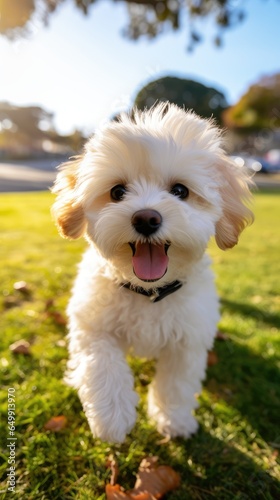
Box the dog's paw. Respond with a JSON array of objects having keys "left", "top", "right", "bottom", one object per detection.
[
  {"left": 87, "top": 415, "right": 136, "bottom": 444},
  {"left": 83, "top": 390, "right": 139, "bottom": 443},
  {"left": 152, "top": 411, "right": 198, "bottom": 438},
  {"left": 148, "top": 401, "right": 199, "bottom": 439}
]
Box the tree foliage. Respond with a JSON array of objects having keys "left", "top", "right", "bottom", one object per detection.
[
  {"left": 134, "top": 76, "right": 228, "bottom": 123},
  {"left": 0, "top": 102, "right": 85, "bottom": 154},
  {"left": 223, "top": 74, "right": 280, "bottom": 131},
  {"left": 0, "top": 102, "right": 54, "bottom": 139},
  {"left": 0, "top": 0, "right": 249, "bottom": 49}
]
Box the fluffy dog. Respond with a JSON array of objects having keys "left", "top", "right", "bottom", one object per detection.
[{"left": 52, "top": 103, "right": 253, "bottom": 443}]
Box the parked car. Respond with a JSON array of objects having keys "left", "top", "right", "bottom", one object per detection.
[
  {"left": 231, "top": 155, "right": 262, "bottom": 173},
  {"left": 264, "top": 149, "right": 280, "bottom": 172},
  {"left": 254, "top": 157, "right": 275, "bottom": 173},
  {"left": 231, "top": 154, "right": 280, "bottom": 174}
]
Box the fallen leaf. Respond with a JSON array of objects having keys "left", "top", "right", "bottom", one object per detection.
[
  {"left": 106, "top": 484, "right": 156, "bottom": 500},
  {"left": 105, "top": 456, "right": 180, "bottom": 500},
  {"left": 129, "top": 493, "right": 155, "bottom": 500},
  {"left": 45, "top": 299, "right": 67, "bottom": 325},
  {"left": 49, "top": 311, "right": 67, "bottom": 326},
  {"left": 132, "top": 457, "right": 180, "bottom": 498},
  {"left": 44, "top": 415, "right": 67, "bottom": 432},
  {"left": 9, "top": 339, "right": 31, "bottom": 355},
  {"left": 13, "top": 281, "right": 31, "bottom": 295},
  {"left": 105, "top": 484, "right": 130, "bottom": 499},
  {"left": 45, "top": 309, "right": 67, "bottom": 325},
  {"left": 45, "top": 299, "right": 54, "bottom": 310},
  {"left": 207, "top": 351, "right": 219, "bottom": 366}
]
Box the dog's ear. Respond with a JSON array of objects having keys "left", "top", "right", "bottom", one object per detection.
[
  {"left": 215, "top": 156, "right": 254, "bottom": 250},
  {"left": 52, "top": 157, "right": 87, "bottom": 239}
]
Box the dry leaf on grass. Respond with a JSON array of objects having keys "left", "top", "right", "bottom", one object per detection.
[
  {"left": 133, "top": 457, "right": 180, "bottom": 498},
  {"left": 106, "top": 484, "right": 156, "bottom": 499},
  {"left": 207, "top": 351, "right": 219, "bottom": 366},
  {"left": 13, "top": 281, "right": 31, "bottom": 295},
  {"left": 9, "top": 339, "right": 31, "bottom": 355},
  {"left": 45, "top": 299, "right": 67, "bottom": 326},
  {"left": 105, "top": 456, "right": 180, "bottom": 500},
  {"left": 44, "top": 415, "right": 67, "bottom": 432},
  {"left": 45, "top": 299, "right": 55, "bottom": 309},
  {"left": 106, "top": 484, "right": 131, "bottom": 499},
  {"left": 49, "top": 311, "right": 67, "bottom": 325}
]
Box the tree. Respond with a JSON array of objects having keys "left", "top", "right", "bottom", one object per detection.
[
  {"left": 0, "top": 102, "right": 54, "bottom": 139},
  {"left": 0, "top": 102, "right": 85, "bottom": 155},
  {"left": 0, "top": 0, "right": 249, "bottom": 50},
  {"left": 133, "top": 76, "right": 228, "bottom": 123},
  {"left": 223, "top": 73, "right": 280, "bottom": 131}
]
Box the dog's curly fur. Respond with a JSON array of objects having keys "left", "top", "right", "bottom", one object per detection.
[{"left": 52, "top": 103, "right": 254, "bottom": 443}]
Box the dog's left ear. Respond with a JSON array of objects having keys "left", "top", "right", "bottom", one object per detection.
[
  {"left": 215, "top": 155, "right": 254, "bottom": 250},
  {"left": 52, "top": 157, "right": 87, "bottom": 239}
]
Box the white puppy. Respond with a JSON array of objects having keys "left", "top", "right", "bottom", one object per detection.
[{"left": 52, "top": 103, "right": 253, "bottom": 443}]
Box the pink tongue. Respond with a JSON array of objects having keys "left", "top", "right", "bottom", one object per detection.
[{"left": 132, "top": 242, "right": 169, "bottom": 281}]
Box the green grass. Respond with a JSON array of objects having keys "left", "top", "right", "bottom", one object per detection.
[{"left": 0, "top": 190, "right": 279, "bottom": 499}]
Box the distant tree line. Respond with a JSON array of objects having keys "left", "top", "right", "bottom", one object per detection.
[
  {"left": 0, "top": 102, "right": 85, "bottom": 157},
  {"left": 223, "top": 74, "right": 280, "bottom": 131},
  {"left": 1, "top": 72, "right": 279, "bottom": 157},
  {"left": 133, "top": 73, "right": 280, "bottom": 132}
]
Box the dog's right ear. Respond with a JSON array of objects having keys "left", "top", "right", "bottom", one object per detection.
[{"left": 51, "top": 157, "right": 87, "bottom": 239}]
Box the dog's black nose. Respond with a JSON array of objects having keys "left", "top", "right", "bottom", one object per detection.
[{"left": 131, "top": 209, "right": 162, "bottom": 236}]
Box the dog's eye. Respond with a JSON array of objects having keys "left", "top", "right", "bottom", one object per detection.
[
  {"left": 110, "top": 184, "right": 127, "bottom": 201},
  {"left": 170, "top": 183, "right": 189, "bottom": 200}
]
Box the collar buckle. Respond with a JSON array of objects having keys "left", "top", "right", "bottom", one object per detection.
[{"left": 149, "top": 290, "right": 160, "bottom": 302}]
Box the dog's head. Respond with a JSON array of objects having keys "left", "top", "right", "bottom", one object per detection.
[{"left": 52, "top": 103, "right": 254, "bottom": 287}]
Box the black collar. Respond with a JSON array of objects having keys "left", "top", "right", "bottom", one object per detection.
[{"left": 121, "top": 280, "right": 183, "bottom": 303}]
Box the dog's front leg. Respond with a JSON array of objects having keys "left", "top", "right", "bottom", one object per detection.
[
  {"left": 148, "top": 341, "right": 208, "bottom": 439},
  {"left": 67, "top": 335, "right": 139, "bottom": 443}
]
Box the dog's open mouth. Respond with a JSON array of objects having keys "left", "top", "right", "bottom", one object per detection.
[{"left": 129, "top": 242, "right": 170, "bottom": 282}]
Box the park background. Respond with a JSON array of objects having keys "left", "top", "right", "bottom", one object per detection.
[{"left": 0, "top": 1, "right": 280, "bottom": 498}]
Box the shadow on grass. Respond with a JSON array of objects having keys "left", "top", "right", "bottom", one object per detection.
[
  {"left": 2, "top": 296, "right": 279, "bottom": 499},
  {"left": 168, "top": 430, "right": 280, "bottom": 499},
  {"left": 13, "top": 410, "right": 280, "bottom": 500},
  {"left": 1, "top": 353, "right": 279, "bottom": 499},
  {"left": 221, "top": 298, "right": 280, "bottom": 329},
  {"left": 205, "top": 301, "right": 280, "bottom": 445},
  {"left": 104, "top": 425, "right": 280, "bottom": 500}
]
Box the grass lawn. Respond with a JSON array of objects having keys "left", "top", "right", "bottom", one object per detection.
[{"left": 0, "top": 189, "right": 279, "bottom": 499}]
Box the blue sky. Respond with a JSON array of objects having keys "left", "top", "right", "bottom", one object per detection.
[{"left": 0, "top": 0, "right": 280, "bottom": 134}]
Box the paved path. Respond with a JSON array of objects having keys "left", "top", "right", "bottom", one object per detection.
[
  {"left": 0, "top": 163, "right": 57, "bottom": 192},
  {"left": 0, "top": 160, "right": 280, "bottom": 193},
  {"left": 0, "top": 159, "right": 60, "bottom": 192},
  {"left": 254, "top": 173, "right": 280, "bottom": 189}
]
